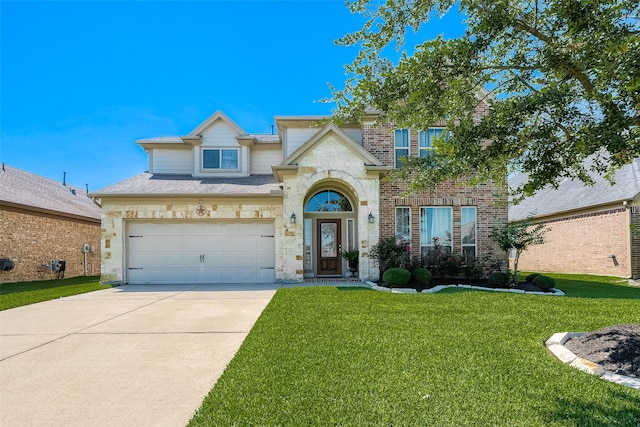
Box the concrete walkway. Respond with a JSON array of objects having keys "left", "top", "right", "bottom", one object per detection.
[{"left": 0, "top": 284, "right": 277, "bottom": 427}]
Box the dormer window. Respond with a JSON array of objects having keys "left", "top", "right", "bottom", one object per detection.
[{"left": 203, "top": 148, "right": 239, "bottom": 170}]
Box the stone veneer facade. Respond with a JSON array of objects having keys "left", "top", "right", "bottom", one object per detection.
[
  {"left": 99, "top": 197, "right": 282, "bottom": 284},
  {"left": 279, "top": 131, "right": 383, "bottom": 281},
  {"left": 0, "top": 206, "right": 101, "bottom": 282}
]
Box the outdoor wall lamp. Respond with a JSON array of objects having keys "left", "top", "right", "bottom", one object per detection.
[
  {"left": 290, "top": 213, "right": 296, "bottom": 224},
  {"left": 368, "top": 212, "right": 375, "bottom": 224}
]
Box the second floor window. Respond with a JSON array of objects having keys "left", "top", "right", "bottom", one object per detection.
[
  {"left": 394, "top": 129, "right": 409, "bottom": 168},
  {"left": 419, "top": 128, "right": 446, "bottom": 158},
  {"left": 203, "top": 149, "right": 238, "bottom": 170}
]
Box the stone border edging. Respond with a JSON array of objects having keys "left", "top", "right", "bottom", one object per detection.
[
  {"left": 365, "top": 281, "right": 565, "bottom": 296},
  {"left": 546, "top": 332, "right": 640, "bottom": 390}
]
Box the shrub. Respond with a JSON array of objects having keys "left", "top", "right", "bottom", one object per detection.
[
  {"left": 370, "top": 237, "right": 411, "bottom": 274},
  {"left": 382, "top": 268, "right": 411, "bottom": 287},
  {"left": 526, "top": 273, "right": 541, "bottom": 283},
  {"left": 533, "top": 275, "right": 556, "bottom": 289},
  {"left": 412, "top": 268, "right": 432, "bottom": 286},
  {"left": 440, "top": 255, "right": 462, "bottom": 277},
  {"left": 488, "top": 272, "right": 510, "bottom": 287},
  {"left": 485, "top": 255, "right": 506, "bottom": 275},
  {"left": 462, "top": 256, "right": 484, "bottom": 280}
]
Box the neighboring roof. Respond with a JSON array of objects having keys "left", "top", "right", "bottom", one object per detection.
[
  {"left": 509, "top": 158, "right": 640, "bottom": 221},
  {"left": 91, "top": 174, "right": 283, "bottom": 197},
  {"left": 0, "top": 165, "right": 101, "bottom": 221}
]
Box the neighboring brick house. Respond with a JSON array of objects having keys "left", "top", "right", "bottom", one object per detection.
[
  {"left": 93, "top": 110, "right": 507, "bottom": 285},
  {"left": 0, "top": 165, "right": 102, "bottom": 283},
  {"left": 509, "top": 158, "right": 640, "bottom": 279}
]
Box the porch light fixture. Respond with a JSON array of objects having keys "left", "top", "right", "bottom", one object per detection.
[
  {"left": 368, "top": 212, "right": 375, "bottom": 224},
  {"left": 290, "top": 213, "right": 296, "bottom": 224}
]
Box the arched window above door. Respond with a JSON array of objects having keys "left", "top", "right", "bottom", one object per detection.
[{"left": 305, "top": 190, "right": 353, "bottom": 212}]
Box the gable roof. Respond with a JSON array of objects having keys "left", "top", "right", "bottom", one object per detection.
[
  {"left": 91, "top": 173, "right": 282, "bottom": 197},
  {"left": 189, "top": 110, "right": 246, "bottom": 137},
  {"left": 136, "top": 111, "right": 250, "bottom": 149},
  {"left": 509, "top": 158, "right": 640, "bottom": 221},
  {"left": 0, "top": 165, "right": 101, "bottom": 222},
  {"left": 272, "top": 122, "right": 390, "bottom": 181}
]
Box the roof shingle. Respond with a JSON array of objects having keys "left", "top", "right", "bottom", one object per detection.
[
  {"left": 509, "top": 158, "right": 640, "bottom": 221},
  {"left": 91, "top": 173, "right": 282, "bottom": 196},
  {"left": 0, "top": 165, "right": 101, "bottom": 220}
]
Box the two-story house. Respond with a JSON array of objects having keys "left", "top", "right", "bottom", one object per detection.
[{"left": 93, "top": 110, "right": 507, "bottom": 285}]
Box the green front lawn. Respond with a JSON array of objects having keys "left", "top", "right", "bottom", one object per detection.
[
  {"left": 0, "top": 276, "right": 110, "bottom": 310},
  {"left": 190, "top": 274, "right": 640, "bottom": 426}
]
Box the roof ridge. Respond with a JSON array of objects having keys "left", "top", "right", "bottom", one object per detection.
[
  {"left": 1, "top": 164, "right": 90, "bottom": 194},
  {"left": 0, "top": 164, "right": 100, "bottom": 221}
]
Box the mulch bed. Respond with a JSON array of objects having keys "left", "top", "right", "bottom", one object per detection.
[
  {"left": 564, "top": 324, "right": 640, "bottom": 378},
  {"left": 380, "top": 278, "right": 554, "bottom": 293}
]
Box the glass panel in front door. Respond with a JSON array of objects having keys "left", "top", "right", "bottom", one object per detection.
[
  {"left": 317, "top": 220, "right": 341, "bottom": 276},
  {"left": 321, "top": 223, "right": 337, "bottom": 257}
]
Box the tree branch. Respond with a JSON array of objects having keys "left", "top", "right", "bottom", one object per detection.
[{"left": 513, "top": 19, "right": 595, "bottom": 93}]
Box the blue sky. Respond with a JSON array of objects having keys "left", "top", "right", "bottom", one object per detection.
[{"left": 1, "top": 1, "right": 465, "bottom": 191}]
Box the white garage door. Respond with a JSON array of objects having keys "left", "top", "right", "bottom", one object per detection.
[{"left": 126, "top": 221, "right": 275, "bottom": 284}]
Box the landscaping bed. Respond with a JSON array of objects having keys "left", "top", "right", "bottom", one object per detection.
[
  {"left": 565, "top": 324, "right": 640, "bottom": 379},
  {"left": 377, "top": 277, "right": 556, "bottom": 293}
]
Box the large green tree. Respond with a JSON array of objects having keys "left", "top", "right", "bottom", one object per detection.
[{"left": 331, "top": 0, "right": 639, "bottom": 198}]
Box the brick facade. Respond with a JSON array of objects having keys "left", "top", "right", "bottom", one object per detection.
[
  {"left": 517, "top": 207, "right": 638, "bottom": 278},
  {"left": 362, "top": 120, "right": 508, "bottom": 266},
  {"left": 0, "top": 206, "right": 101, "bottom": 283}
]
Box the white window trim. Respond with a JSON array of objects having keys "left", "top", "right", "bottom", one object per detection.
[
  {"left": 418, "top": 128, "right": 446, "bottom": 158},
  {"left": 461, "top": 206, "right": 477, "bottom": 258},
  {"left": 200, "top": 147, "right": 240, "bottom": 172},
  {"left": 420, "top": 206, "right": 454, "bottom": 252},
  {"left": 304, "top": 218, "right": 312, "bottom": 271},
  {"left": 394, "top": 128, "right": 410, "bottom": 168},
  {"left": 347, "top": 218, "right": 356, "bottom": 251},
  {"left": 395, "top": 206, "right": 411, "bottom": 242}
]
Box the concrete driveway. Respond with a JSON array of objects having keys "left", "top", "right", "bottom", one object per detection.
[{"left": 0, "top": 284, "right": 277, "bottom": 427}]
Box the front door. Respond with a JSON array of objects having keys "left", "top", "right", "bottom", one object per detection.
[{"left": 317, "top": 219, "right": 341, "bottom": 276}]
